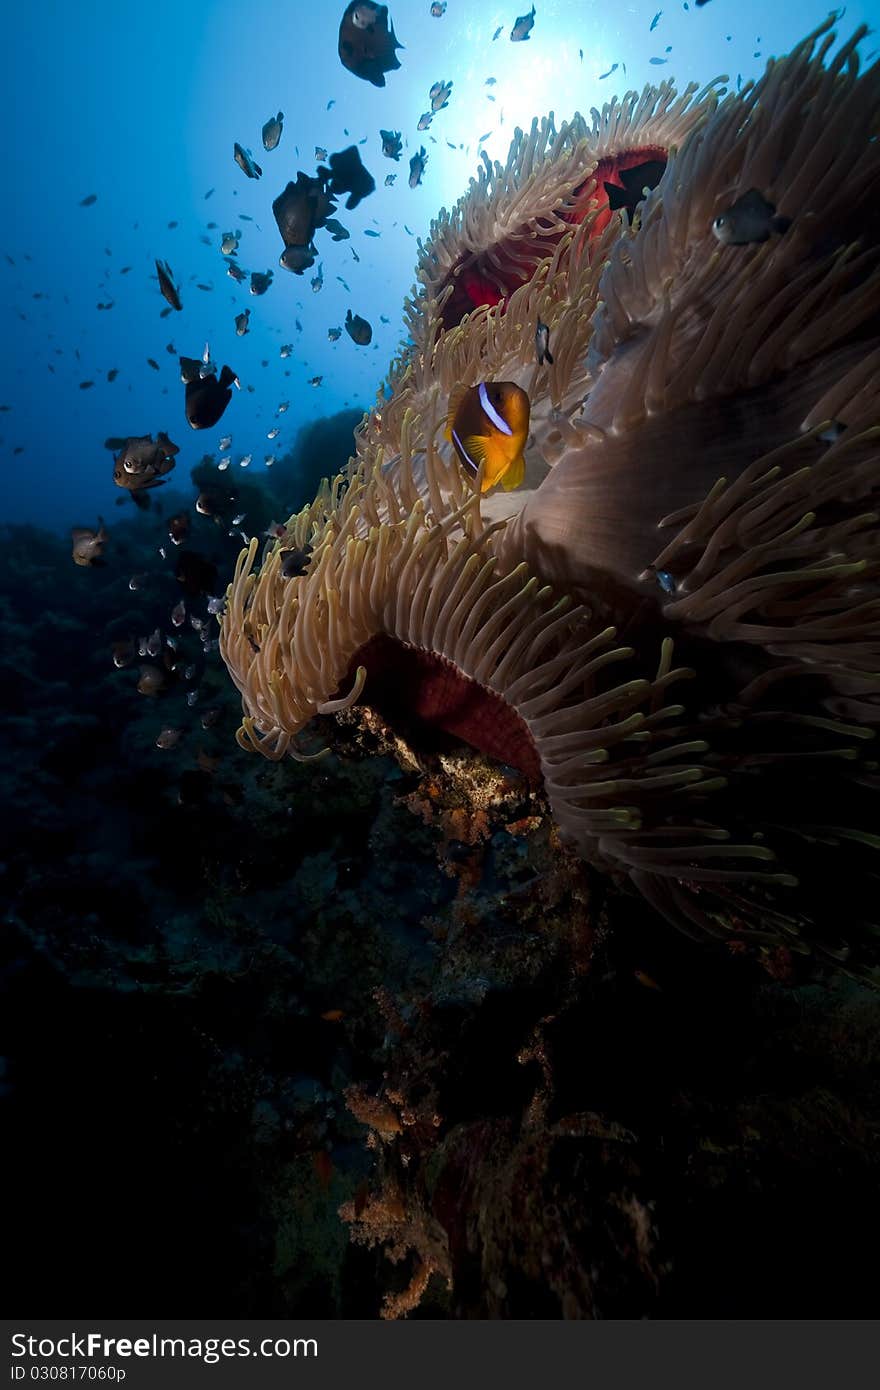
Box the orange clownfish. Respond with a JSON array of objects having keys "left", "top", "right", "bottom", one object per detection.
[{"left": 446, "top": 381, "right": 530, "bottom": 493}]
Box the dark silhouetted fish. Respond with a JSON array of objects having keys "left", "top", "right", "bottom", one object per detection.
[
  {"left": 273, "top": 173, "right": 337, "bottom": 267},
  {"left": 604, "top": 159, "right": 666, "bottom": 216},
  {"left": 338, "top": 2, "right": 403, "bottom": 87},
  {"left": 155, "top": 259, "right": 181, "bottom": 310},
  {"left": 345, "top": 309, "right": 373, "bottom": 344},
  {"left": 181, "top": 359, "right": 238, "bottom": 429},
  {"left": 280, "top": 243, "right": 318, "bottom": 274},
  {"left": 319, "top": 146, "right": 375, "bottom": 210},
  {"left": 195, "top": 490, "right": 224, "bottom": 517},
  {"left": 279, "top": 544, "right": 314, "bottom": 578},
  {"left": 711, "top": 188, "right": 792, "bottom": 245}
]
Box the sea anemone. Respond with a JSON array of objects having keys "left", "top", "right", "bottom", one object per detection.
[
  {"left": 220, "top": 16, "right": 880, "bottom": 971},
  {"left": 416, "top": 78, "right": 724, "bottom": 331}
]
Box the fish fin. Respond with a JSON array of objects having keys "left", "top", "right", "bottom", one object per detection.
[
  {"left": 446, "top": 383, "right": 470, "bottom": 436},
  {"left": 544, "top": 348, "right": 554, "bottom": 365},
  {"left": 772, "top": 215, "right": 792, "bottom": 235},
  {"left": 460, "top": 434, "right": 489, "bottom": 466},
  {"left": 218, "top": 365, "right": 237, "bottom": 388},
  {"left": 501, "top": 453, "right": 525, "bottom": 491},
  {"left": 619, "top": 160, "right": 664, "bottom": 196},
  {"left": 604, "top": 182, "right": 630, "bottom": 212},
  {"left": 157, "top": 431, "right": 179, "bottom": 456},
  {"left": 452, "top": 432, "right": 491, "bottom": 486},
  {"left": 738, "top": 188, "right": 774, "bottom": 215}
]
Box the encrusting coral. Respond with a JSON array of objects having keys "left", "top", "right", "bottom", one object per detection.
[{"left": 220, "top": 16, "right": 880, "bottom": 974}]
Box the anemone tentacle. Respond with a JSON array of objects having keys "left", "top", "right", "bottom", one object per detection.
[{"left": 221, "top": 17, "right": 880, "bottom": 965}]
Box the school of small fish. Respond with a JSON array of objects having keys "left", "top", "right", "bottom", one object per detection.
[{"left": 55, "top": 0, "right": 762, "bottom": 771}]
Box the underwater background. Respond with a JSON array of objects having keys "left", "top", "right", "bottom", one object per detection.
[{"left": 4, "top": 0, "right": 880, "bottom": 1317}]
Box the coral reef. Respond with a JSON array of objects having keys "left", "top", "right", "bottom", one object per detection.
[
  {"left": 335, "top": 779, "right": 880, "bottom": 1317},
  {"left": 6, "top": 25, "right": 880, "bottom": 1322},
  {"left": 221, "top": 18, "right": 880, "bottom": 973},
  {"left": 3, "top": 504, "right": 880, "bottom": 1317},
  {"left": 212, "top": 21, "right": 880, "bottom": 1315}
]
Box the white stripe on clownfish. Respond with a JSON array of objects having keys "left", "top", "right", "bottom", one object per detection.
[
  {"left": 478, "top": 381, "right": 513, "bottom": 436},
  {"left": 451, "top": 426, "right": 478, "bottom": 477}
]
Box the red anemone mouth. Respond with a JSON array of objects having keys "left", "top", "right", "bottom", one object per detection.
[
  {"left": 341, "top": 634, "right": 543, "bottom": 784},
  {"left": 440, "top": 146, "right": 668, "bottom": 331}
]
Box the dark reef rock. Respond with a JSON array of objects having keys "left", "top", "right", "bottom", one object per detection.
[{"left": 1, "top": 509, "right": 879, "bottom": 1317}]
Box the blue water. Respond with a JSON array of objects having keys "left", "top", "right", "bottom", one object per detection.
[{"left": 3, "top": 0, "right": 878, "bottom": 531}]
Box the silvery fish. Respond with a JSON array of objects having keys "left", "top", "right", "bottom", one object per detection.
[
  {"left": 535, "top": 319, "right": 554, "bottom": 366},
  {"left": 262, "top": 111, "right": 284, "bottom": 152},
  {"left": 234, "top": 143, "right": 263, "bottom": 179},
  {"left": 409, "top": 147, "right": 428, "bottom": 187},
  {"left": 510, "top": 5, "right": 536, "bottom": 42},
  {"left": 711, "top": 188, "right": 792, "bottom": 246}
]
